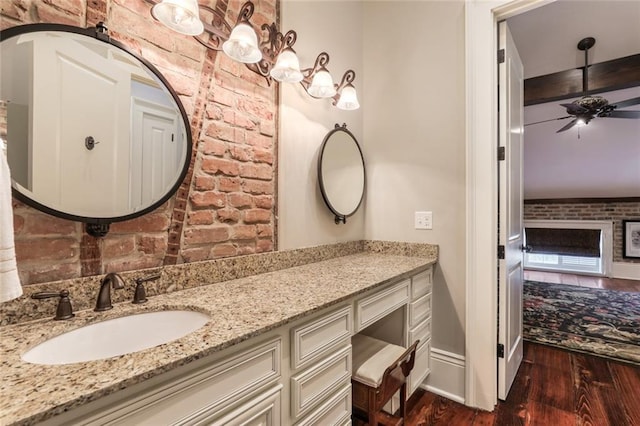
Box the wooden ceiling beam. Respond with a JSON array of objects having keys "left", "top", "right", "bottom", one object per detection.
[{"left": 524, "top": 54, "right": 640, "bottom": 106}]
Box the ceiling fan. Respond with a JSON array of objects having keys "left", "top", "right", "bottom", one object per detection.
[{"left": 525, "top": 37, "right": 640, "bottom": 133}]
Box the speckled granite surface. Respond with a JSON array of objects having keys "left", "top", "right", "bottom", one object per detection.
[{"left": 0, "top": 241, "right": 437, "bottom": 426}]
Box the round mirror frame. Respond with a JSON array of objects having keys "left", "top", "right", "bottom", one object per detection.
[
  {"left": 0, "top": 23, "right": 192, "bottom": 237},
  {"left": 317, "top": 123, "right": 365, "bottom": 224}
]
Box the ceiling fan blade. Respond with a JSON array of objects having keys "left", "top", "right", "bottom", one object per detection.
[
  {"left": 556, "top": 119, "right": 578, "bottom": 133},
  {"left": 560, "top": 102, "right": 588, "bottom": 114},
  {"left": 606, "top": 110, "right": 640, "bottom": 119},
  {"left": 610, "top": 97, "right": 640, "bottom": 110},
  {"left": 524, "top": 116, "right": 572, "bottom": 126}
]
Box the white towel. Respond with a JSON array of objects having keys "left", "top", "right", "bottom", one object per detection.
[{"left": 0, "top": 146, "right": 22, "bottom": 303}]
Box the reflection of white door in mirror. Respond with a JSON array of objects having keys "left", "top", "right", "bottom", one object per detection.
[
  {"left": 32, "top": 34, "right": 130, "bottom": 217},
  {"left": 131, "top": 97, "right": 180, "bottom": 210}
]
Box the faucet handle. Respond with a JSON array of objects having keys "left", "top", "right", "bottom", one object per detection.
[
  {"left": 32, "top": 289, "right": 75, "bottom": 320},
  {"left": 132, "top": 274, "right": 160, "bottom": 304}
]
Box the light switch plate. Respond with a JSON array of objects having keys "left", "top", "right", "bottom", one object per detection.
[{"left": 415, "top": 211, "right": 433, "bottom": 230}]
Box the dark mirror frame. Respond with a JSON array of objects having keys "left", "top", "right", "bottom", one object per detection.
[
  {"left": 317, "top": 123, "right": 365, "bottom": 224},
  {"left": 0, "top": 23, "right": 192, "bottom": 237}
]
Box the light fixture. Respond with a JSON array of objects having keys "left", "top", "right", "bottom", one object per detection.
[
  {"left": 334, "top": 70, "right": 359, "bottom": 110},
  {"left": 147, "top": 0, "right": 359, "bottom": 109},
  {"left": 303, "top": 52, "right": 336, "bottom": 98},
  {"left": 150, "top": 0, "right": 204, "bottom": 36}
]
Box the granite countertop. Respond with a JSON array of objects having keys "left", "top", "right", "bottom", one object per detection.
[{"left": 0, "top": 252, "right": 436, "bottom": 426}]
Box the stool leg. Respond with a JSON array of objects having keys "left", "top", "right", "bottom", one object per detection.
[
  {"left": 400, "top": 383, "right": 407, "bottom": 422},
  {"left": 368, "top": 388, "right": 377, "bottom": 426}
]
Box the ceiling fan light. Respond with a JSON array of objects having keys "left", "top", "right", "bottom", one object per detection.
[
  {"left": 223, "top": 22, "right": 262, "bottom": 64},
  {"left": 270, "top": 48, "right": 303, "bottom": 83},
  {"left": 151, "top": 0, "right": 204, "bottom": 36},
  {"left": 307, "top": 67, "right": 336, "bottom": 98}
]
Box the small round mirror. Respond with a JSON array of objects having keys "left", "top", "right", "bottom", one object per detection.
[{"left": 318, "top": 124, "right": 365, "bottom": 224}]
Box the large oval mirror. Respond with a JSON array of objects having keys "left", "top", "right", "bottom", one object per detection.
[
  {"left": 318, "top": 124, "right": 365, "bottom": 224},
  {"left": 0, "top": 24, "right": 191, "bottom": 233}
]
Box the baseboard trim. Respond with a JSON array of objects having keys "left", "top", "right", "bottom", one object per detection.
[
  {"left": 424, "top": 348, "right": 466, "bottom": 404},
  {"left": 612, "top": 262, "right": 640, "bottom": 280}
]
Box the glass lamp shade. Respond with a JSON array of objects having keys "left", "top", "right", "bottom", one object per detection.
[
  {"left": 151, "top": 0, "right": 204, "bottom": 36},
  {"left": 307, "top": 68, "right": 336, "bottom": 98},
  {"left": 222, "top": 23, "right": 262, "bottom": 64},
  {"left": 269, "top": 48, "right": 303, "bottom": 83},
  {"left": 336, "top": 84, "right": 360, "bottom": 110}
]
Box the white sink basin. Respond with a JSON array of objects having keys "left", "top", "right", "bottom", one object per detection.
[{"left": 21, "top": 310, "right": 210, "bottom": 365}]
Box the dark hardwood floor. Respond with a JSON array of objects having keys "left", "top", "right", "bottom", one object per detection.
[
  {"left": 524, "top": 270, "right": 640, "bottom": 293},
  {"left": 404, "top": 342, "right": 640, "bottom": 425}
]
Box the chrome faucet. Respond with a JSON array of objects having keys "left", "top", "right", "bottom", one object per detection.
[{"left": 95, "top": 273, "right": 125, "bottom": 311}]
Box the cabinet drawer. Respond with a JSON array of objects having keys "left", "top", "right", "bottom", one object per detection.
[
  {"left": 295, "top": 383, "right": 351, "bottom": 426},
  {"left": 206, "top": 385, "right": 282, "bottom": 426},
  {"left": 355, "top": 280, "right": 410, "bottom": 332},
  {"left": 89, "top": 338, "right": 282, "bottom": 425},
  {"left": 408, "top": 317, "right": 431, "bottom": 347},
  {"left": 291, "top": 345, "right": 352, "bottom": 419},
  {"left": 409, "top": 339, "right": 431, "bottom": 395},
  {"left": 409, "top": 293, "right": 431, "bottom": 327},
  {"left": 411, "top": 268, "right": 433, "bottom": 300},
  {"left": 292, "top": 306, "right": 352, "bottom": 370}
]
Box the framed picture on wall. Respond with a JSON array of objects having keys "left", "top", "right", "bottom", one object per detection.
[{"left": 623, "top": 220, "right": 640, "bottom": 259}]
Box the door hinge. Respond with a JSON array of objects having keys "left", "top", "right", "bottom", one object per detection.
[
  {"left": 498, "top": 49, "right": 505, "bottom": 64},
  {"left": 171, "top": 134, "right": 175, "bottom": 142},
  {"left": 497, "top": 343, "right": 505, "bottom": 358},
  {"left": 498, "top": 146, "right": 505, "bottom": 161},
  {"left": 498, "top": 245, "right": 505, "bottom": 259}
]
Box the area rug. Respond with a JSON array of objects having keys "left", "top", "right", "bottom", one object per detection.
[{"left": 523, "top": 280, "right": 640, "bottom": 365}]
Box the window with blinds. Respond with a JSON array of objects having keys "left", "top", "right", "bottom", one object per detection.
[{"left": 523, "top": 228, "right": 603, "bottom": 274}]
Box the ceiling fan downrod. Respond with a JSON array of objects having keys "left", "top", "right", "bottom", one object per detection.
[{"left": 577, "top": 37, "right": 595, "bottom": 94}]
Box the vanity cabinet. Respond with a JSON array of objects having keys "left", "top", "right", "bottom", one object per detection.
[
  {"left": 290, "top": 306, "right": 353, "bottom": 425},
  {"left": 37, "top": 266, "right": 433, "bottom": 426},
  {"left": 407, "top": 268, "right": 433, "bottom": 394}
]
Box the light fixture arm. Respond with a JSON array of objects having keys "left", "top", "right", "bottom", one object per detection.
[
  {"left": 300, "top": 52, "right": 330, "bottom": 95},
  {"left": 332, "top": 69, "right": 356, "bottom": 105}
]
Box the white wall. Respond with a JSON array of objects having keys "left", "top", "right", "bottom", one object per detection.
[
  {"left": 279, "top": 1, "right": 364, "bottom": 250},
  {"left": 280, "top": 0, "right": 468, "bottom": 401},
  {"left": 362, "top": 1, "right": 467, "bottom": 359}
]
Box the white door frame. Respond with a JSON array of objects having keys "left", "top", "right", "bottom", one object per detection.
[{"left": 464, "top": 0, "right": 555, "bottom": 411}]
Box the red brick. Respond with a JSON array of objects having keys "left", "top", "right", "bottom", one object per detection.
[
  {"left": 217, "top": 208, "right": 241, "bottom": 223},
  {"left": 206, "top": 103, "right": 223, "bottom": 120},
  {"left": 194, "top": 174, "right": 216, "bottom": 191},
  {"left": 201, "top": 157, "right": 240, "bottom": 176},
  {"left": 244, "top": 209, "right": 271, "bottom": 224},
  {"left": 188, "top": 210, "right": 215, "bottom": 225},
  {"left": 23, "top": 215, "right": 77, "bottom": 235},
  {"left": 229, "top": 145, "right": 253, "bottom": 162},
  {"left": 236, "top": 243, "right": 255, "bottom": 255},
  {"left": 256, "top": 239, "right": 274, "bottom": 253},
  {"left": 36, "top": 3, "right": 83, "bottom": 25},
  {"left": 218, "top": 176, "right": 241, "bottom": 192},
  {"left": 210, "top": 86, "right": 237, "bottom": 107},
  {"left": 184, "top": 226, "right": 230, "bottom": 245},
  {"left": 102, "top": 236, "right": 136, "bottom": 258},
  {"left": 15, "top": 238, "right": 77, "bottom": 261},
  {"left": 13, "top": 214, "right": 25, "bottom": 233},
  {"left": 237, "top": 98, "right": 273, "bottom": 120},
  {"left": 259, "top": 119, "right": 275, "bottom": 136},
  {"left": 257, "top": 224, "right": 273, "bottom": 238},
  {"left": 110, "top": 214, "right": 170, "bottom": 233},
  {"left": 26, "top": 262, "right": 80, "bottom": 285},
  {"left": 43, "top": 0, "right": 84, "bottom": 16},
  {"left": 242, "top": 179, "right": 274, "bottom": 195},
  {"left": 245, "top": 132, "right": 273, "bottom": 149},
  {"left": 181, "top": 247, "right": 212, "bottom": 263},
  {"left": 212, "top": 243, "right": 237, "bottom": 258},
  {"left": 228, "top": 193, "right": 253, "bottom": 208},
  {"left": 232, "top": 225, "right": 257, "bottom": 240},
  {"left": 190, "top": 191, "right": 226, "bottom": 209},
  {"left": 254, "top": 195, "right": 274, "bottom": 209},
  {"left": 254, "top": 149, "right": 274, "bottom": 164},
  {"left": 201, "top": 139, "right": 226, "bottom": 156},
  {"left": 105, "top": 257, "right": 162, "bottom": 274},
  {"left": 240, "top": 163, "right": 272, "bottom": 180},
  {"left": 138, "top": 235, "right": 167, "bottom": 255}
]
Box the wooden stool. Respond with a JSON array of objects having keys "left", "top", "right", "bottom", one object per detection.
[{"left": 351, "top": 334, "right": 419, "bottom": 426}]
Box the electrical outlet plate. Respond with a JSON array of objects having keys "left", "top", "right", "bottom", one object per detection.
[{"left": 414, "top": 211, "right": 433, "bottom": 230}]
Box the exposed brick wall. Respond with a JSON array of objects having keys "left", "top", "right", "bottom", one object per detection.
[
  {"left": 524, "top": 200, "right": 640, "bottom": 263},
  {"left": 2, "top": 0, "right": 277, "bottom": 285}
]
